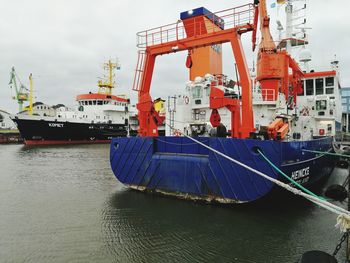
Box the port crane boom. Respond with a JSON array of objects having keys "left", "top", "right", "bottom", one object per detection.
[{"left": 8, "top": 67, "right": 33, "bottom": 114}]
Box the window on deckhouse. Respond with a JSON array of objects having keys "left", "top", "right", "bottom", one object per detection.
[
  {"left": 315, "top": 78, "right": 324, "bottom": 95},
  {"left": 305, "top": 79, "right": 314, "bottom": 95}
]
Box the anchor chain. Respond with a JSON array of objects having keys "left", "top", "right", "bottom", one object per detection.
[{"left": 332, "top": 231, "right": 349, "bottom": 257}]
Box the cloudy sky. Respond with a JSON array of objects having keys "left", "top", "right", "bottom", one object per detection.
[{"left": 1, "top": 0, "right": 349, "bottom": 114}]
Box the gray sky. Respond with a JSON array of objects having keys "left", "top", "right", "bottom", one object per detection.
[{"left": 1, "top": 0, "right": 349, "bottom": 114}]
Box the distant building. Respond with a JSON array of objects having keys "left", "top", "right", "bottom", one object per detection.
[
  {"left": 0, "top": 109, "right": 16, "bottom": 130},
  {"left": 341, "top": 87, "right": 350, "bottom": 132}
]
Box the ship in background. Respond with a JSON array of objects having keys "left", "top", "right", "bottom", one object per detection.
[
  {"left": 12, "top": 60, "right": 130, "bottom": 145},
  {"left": 110, "top": 0, "right": 342, "bottom": 203}
]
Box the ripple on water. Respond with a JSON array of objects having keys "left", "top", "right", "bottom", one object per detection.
[{"left": 0, "top": 145, "right": 347, "bottom": 262}]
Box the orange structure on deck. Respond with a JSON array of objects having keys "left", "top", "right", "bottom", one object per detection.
[
  {"left": 181, "top": 12, "right": 223, "bottom": 80},
  {"left": 133, "top": 4, "right": 256, "bottom": 138},
  {"left": 189, "top": 46, "right": 222, "bottom": 81},
  {"left": 255, "top": 0, "right": 304, "bottom": 106},
  {"left": 267, "top": 118, "right": 289, "bottom": 140}
]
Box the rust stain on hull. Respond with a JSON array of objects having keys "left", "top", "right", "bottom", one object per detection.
[{"left": 127, "top": 184, "right": 245, "bottom": 204}]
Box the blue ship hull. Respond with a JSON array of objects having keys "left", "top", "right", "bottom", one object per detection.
[{"left": 110, "top": 136, "right": 335, "bottom": 203}]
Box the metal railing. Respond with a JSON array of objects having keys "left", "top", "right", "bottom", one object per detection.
[{"left": 136, "top": 4, "right": 255, "bottom": 48}]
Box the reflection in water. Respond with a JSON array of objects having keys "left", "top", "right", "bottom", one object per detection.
[
  {"left": 102, "top": 187, "right": 343, "bottom": 262},
  {"left": 0, "top": 144, "right": 347, "bottom": 262}
]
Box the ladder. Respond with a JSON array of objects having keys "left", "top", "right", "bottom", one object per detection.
[
  {"left": 132, "top": 50, "right": 146, "bottom": 91},
  {"left": 167, "top": 96, "right": 176, "bottom": 135}
]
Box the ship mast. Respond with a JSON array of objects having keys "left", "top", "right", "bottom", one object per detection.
[
  {"left": 98, "top": 60, "right": 120, "bottom": 95},
  {"left": 29, "top": 73, "right": 33, "bottom": 115}
]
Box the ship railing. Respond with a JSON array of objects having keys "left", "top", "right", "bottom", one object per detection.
[{"left": 136, "top": 4, "right": 255, "bottom": 48}]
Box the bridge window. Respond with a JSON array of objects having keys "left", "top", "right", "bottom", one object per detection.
[
  {"left": 192, "top": 86, "right": 202, "bottom": 99},
  {"left": 97, "top": 100, "right": 103, "bottom": 105},
  {"left": 326, "top": 77, "right": 334, "bottom": 87},
  {"left": 89, "top": 101, "right": 92, "bottom": 105},
  {"left": 305, "top": 79, "right": 314, "bottom": 95},
  {"left": 315, "top": 78, "right": 324, "bottom": 95},
  {"left": 93, "top": 100, "right": 96, "bottom": 105}
]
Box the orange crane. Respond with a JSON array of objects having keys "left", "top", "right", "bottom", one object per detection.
[
  {"left": 254, "top": 0, "right": 304, "bottom": 107},
  {"left": 133, "top": 4, "right": 256, "bottom": 138},
  {"left": 253, "top": 0, "right": 304, "bottom": 140}
]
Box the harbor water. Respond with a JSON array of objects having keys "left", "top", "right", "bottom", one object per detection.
[{"left": 0, "top": 144, "right": 348, "bottom": 262}]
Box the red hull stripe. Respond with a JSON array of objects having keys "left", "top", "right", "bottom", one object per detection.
[
  {"left": 303, "top": 70, "right": 336, "bottom": 78},
  {"left": 76, "top": 93, "right": 129, "bottom": 103},
  {"left": 25, "top": 139, "right": 110, "bottom": 145}
]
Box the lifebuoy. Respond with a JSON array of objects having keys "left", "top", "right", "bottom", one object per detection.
[{"left": 184, "top": 96, "right": 189, "bottom": 104}]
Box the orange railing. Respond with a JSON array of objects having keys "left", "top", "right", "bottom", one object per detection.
[
  {"left": 136, "top": 4, "right": 255, "bottom": 48},
  {"left": 254, "top": 88, "right": 276, "bottom": 102},
  {"left": 261, "top": 89, "right": 275, "bottom": 101}
]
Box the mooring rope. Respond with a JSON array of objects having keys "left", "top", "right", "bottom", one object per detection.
[
  {"left": 302, "top": 149, "right": 350, "bottom": 159},
  {"left": 257, "top": 149, "right": 326, "bottom": 201},
  {"left": 165, "top": 124, "right": 350, "bottom": 232}
]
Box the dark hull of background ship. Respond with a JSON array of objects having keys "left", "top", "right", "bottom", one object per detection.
[{"left": 12, "top": 118, "right": 128, "bottom": 145}]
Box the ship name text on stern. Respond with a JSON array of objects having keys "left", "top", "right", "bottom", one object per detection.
[
  {"left": 48, "top": 123, "right": 64, "bottom": 128},
  {"left": 291, "top": 167, "right": 310, "bottom": 183}
]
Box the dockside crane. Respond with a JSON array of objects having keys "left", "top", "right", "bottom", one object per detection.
[{"left": 8, "top": 67, "right": 33, "bottom": 114}]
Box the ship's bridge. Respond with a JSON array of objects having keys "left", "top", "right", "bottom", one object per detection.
[{"left": 76, "top": 93, "right": 129, "bottom": 107}]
